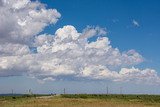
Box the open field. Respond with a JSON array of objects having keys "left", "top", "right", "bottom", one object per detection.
[{"left": 1, "top": 94, "right": 160, "bottom": 107}]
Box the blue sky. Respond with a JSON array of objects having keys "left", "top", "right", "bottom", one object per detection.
[
  {"left": 41, "top": 0, "right": 160, "bottom": 70},
  {"left": 0, "top": 0, "right": 160, "bottom": 94}
]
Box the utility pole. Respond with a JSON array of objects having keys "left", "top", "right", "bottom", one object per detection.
[
  {"left": 63, "top": 88, "right": 65, "bottom": 94},
  {"left": 120, "top": 87, "right": 122, "bottom": 94},
  {"left": 106, "top": 86, "right": 109, "bottom": 95},
  {"left": 12, "top": 89, "right": 13, "bottom": 95},
  {"left": 29, "top": 89, "right": 32, "bottom": 95}
]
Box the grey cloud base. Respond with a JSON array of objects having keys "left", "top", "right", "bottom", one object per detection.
[{"left": 0, "top": 0, "right": 160, "bottom": 84}]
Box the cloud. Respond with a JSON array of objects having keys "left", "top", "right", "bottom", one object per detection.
[
  {"left": 0, "top": 43, "right": 30, "bottom": 56},
  {"left": 55, "top": 25, "right": 80, "bottom": 42},
  {"left": 0, "top": 0, "right": 159, "bottom": 84},
  {"left": 79, "top": 65, "right": 160, "bottom": 84},
  {"left": 0, "top": 0, "right": 61, "bottom": 44},
  {"left": 118, "top": 67, "right": 160, "bottom": 83},
  {"left": 132, "top": 19, "right": 140, "bottom": 27},
  {"left": 80, "top": 26, "right": 107, "bottom": 39},
  {"left": 34, "top": 34, "right": 54, "bottom": 47}
]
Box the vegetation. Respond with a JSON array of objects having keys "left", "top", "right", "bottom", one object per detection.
[
  {"left": 61, "top": 94, "right": 160, "bottom": 103},
  {"left": 0, "top": 94, "right": 160, "bottom": 107}
]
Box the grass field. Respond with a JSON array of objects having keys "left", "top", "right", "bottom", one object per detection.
[{"left": 1, "top": 94, "right": 160, "bottom": 107}]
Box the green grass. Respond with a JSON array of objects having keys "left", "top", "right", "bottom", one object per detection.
[
  {"left": 61, "top": 94, "right": 160, "bottom": 103},
  {"left": 1, "top": 94, "right": 160, "bottom": 107}
]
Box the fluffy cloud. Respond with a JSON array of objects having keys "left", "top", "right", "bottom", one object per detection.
[
  {"left": 34, "top": 34, "right": 54, "bottom": 47},
  {"left": 0, "top": 43, "right": 30, "bottom": 56},
  {"left": 79, "top": 65, "right": 160, "bottom": 84},
  {"left": 0, "top": 0, "right": 60, "bottom": 44},
  {"left": 80, "top": 26, "right": 107, "bottom": 39},
  {"left": 0, "top": 0, "right": 159, "bottom": 84}
]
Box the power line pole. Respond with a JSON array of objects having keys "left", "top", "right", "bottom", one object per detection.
[
  {"left": 63, "top": 88, "right": 65, "bottom": 94},
  {"left": 12, "top": 89, "right": 13, "bottom": 95},
  {"left": 29, "top": 89, "right": 32, "bottom": 95},
  {"left": 120, "top": 87, "right": 122, "bottom": 94},
  {"left": 106, "top": 86, "right": 109, "bottom": 95}
]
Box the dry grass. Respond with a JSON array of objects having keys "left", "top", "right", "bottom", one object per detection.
[{"left": 0, "top": 95, "right": 160, "bottom": 107}]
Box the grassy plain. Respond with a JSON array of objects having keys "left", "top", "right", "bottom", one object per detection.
[{"left": 0, "top": 94, "right": 160, "bottom": 107}]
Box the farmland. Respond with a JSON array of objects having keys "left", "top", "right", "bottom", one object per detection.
[{"left": 1, "top": 94, "right": 160, "bottom": 107}]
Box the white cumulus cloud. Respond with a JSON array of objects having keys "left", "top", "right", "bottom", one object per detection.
[
  {"left": 0, "top": 0, "right": 159, "bottom": 84},
  {"left": 0, "top": 0, "right": 61, "bottom": 44}
]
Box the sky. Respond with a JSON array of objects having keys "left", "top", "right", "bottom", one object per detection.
[{"left": 0, "top": 0, "right": 160, "bottom": 94}]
